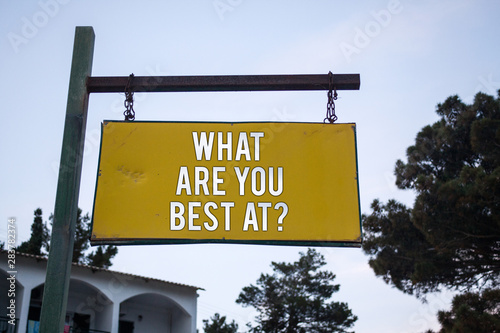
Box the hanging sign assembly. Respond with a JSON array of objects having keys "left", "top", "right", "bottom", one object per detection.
[
  {"left": 88, "top": 73, "right": 362, "bottom": 247},
  {"left": 89, "top": 70, "right": 362, "bottom": 246}
]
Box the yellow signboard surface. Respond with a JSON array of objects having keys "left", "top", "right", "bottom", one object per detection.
[{"left": 91, "top": 121, "right": 361, "bottom": 246}]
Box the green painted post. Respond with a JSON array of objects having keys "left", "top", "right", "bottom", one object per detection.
[{"left": 39, "top": 26, "right": 95, "bottom": 333}]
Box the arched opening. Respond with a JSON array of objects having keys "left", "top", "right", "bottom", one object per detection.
[
  {"left": 27, "top": 279, "right": 113, "bottom": 333},
  {"left": 119, "top": 293, "right": 191, "bottom": 333}
]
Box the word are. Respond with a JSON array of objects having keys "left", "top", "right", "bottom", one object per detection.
[{"left": 176, "top": 166, "right": 283, "bottom": 197}]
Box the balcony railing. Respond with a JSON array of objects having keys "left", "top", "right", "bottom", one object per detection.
[
  {"left": 67, "top": 328, "right": 110, "bottom": 333},
  {"left": 25, "top": 320, "right": 110, "bottom": 333}
]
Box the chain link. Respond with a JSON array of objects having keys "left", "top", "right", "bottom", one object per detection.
[
  {"left": 324, "top": 72, "right": 338, "bottom": 123},
  {"left": 124, "top": 73, "right": 135, "bottom": 121}
]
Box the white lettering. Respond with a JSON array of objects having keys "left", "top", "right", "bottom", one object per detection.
[
  {"left": 193, "top": 132, "right": 214, "bottom": 160},
  {"left": 269, "top": 167, "right": 283, "bottom": 196},
  {"left": 188, "top": 202, "right": 202, "bottom": 231},
  {"left": 203, "top": 202, "right": 218, "bottom": 231},
  {"left": 170, "top": 202, "right": 185, "bottom": 230},
  {"left": 250, "top": 132, "right": 264, "bottom": 161},
  {"left": 170, "top": 201, "right": 234, "bottom": 231},
  {"left": 213, "top": 166, "right": 226, "bottom": 195},
  {"left": 218, "top": 132, "right": 232, "bottom": 161},
  {"left": 221, "top": 202, "right": 234, "bottom": 231},
  {"left": 251, "top": 167, "right": 266, "bottom": 196},
  {"left": 194, "top": 166, "right": 209, "bottom": 195},
  {"left": 243, "top": 202, "right": 258, "bottom": 231},
  {"left": 234, "top": 166, "right": 250, "bottom": 195},
  {"left": 235, "top": 132, "right": 251, "bottom": 161},
  {"left": 257, "top": 202, "right": 272, "bottom": 231},
  {"left": 176, "top": 167, "right": 191, "bottom": 195}
]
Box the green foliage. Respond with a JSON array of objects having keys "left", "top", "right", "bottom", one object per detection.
[
  {"left": 362, "top": 199, "right": 449, "bottom": 297},
  {"left": 87, "top": 245, "right": 118, "bottom": 269},
  {"left": 203, "top": 313, "right": 238, "bottom": 333},
  {"left": 362, "top": 91, "right": 500, "bottom": 297},
  {"left": 236, "top": 249, "right": 357, "bottom": 333},
  {"left": 19, "top": 207, "right": 118, "bottom": 268},
  {"left": 18, "top": 208, "right": 50, "bottom": 255},
  {"left": 72, "top": 208, "right": 92, "bottom": 263},
  {"left": 434, "top": 289, "right": 500, "bottom": 332},
  {"left": 68, "top": 208, "right": 118, "bottom": 268}
]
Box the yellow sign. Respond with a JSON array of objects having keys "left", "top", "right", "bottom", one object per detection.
[{"left": 91, "top": 121, "right": 361, "bottom": 246}]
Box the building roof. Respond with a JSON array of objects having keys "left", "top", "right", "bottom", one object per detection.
[{"left": 1, "top": 250, "right": 203, "bottom": 291}]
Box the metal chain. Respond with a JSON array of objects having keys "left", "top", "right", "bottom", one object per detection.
[
  {"left": 324, "top": 71, "right": 338, "bottom": 123},
  {"left": 124, "top": 73, "right": 135, "bottom": 121}
]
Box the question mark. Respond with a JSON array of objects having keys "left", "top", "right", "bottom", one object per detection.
[{"left": 275, "top": 202, "right": 288, "bottom": 231}]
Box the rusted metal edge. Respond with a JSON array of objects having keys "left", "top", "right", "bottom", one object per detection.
[
  {"left": 87, "top": 73, "right": 360, "bottom": 93},
  {"left": 89, "top": 238, "right": 362, "bottom": 248}
]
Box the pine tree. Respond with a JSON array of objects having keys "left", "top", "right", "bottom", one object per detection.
[
  {"left": 20, "top": 207, "right": 118, "bottom": 268},
  {"left": 18, "top": 208, "right": 50, "bottom": 255},
  {"left": 87, "top": 245, "right": 118, "bottom": 269},
  {"left": 203, "top": 313, "right": 238, "bottom": 333},
  {"left": 434, "top": 289, "right": 500, "bottom": 332},
  {"left": 362, "top": 91, "right": 500, "bottom": 297},
  {"left": 236, "top": 249, "right": 357, "bottom": 333},
  {"left": 72, "top": 208, "right": 92, "bottom": 263}
]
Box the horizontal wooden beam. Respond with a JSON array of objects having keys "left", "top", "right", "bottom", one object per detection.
[{"left": 87, "top": 74, "right": 360, "bottom": 93}]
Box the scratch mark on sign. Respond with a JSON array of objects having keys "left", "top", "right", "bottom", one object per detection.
[{"left": 117, "top": 165, "right": 145, "bottom": 183}]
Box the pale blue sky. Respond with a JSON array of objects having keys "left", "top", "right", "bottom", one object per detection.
[{"left": 1, "top": 1, "right": 499, "bottom": 332}]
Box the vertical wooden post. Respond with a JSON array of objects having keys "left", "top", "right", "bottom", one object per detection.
[{"left": 39, "top": 26, "right": 94, "bottom": 333}]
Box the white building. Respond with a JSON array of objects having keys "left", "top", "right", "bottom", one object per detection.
[{"left": 0, "top": 250, "right": 201, "bottom": 333}]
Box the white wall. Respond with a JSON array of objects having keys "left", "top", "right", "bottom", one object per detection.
[{"left": 0, "top": 251, "right": 199, "bottom": 333}]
